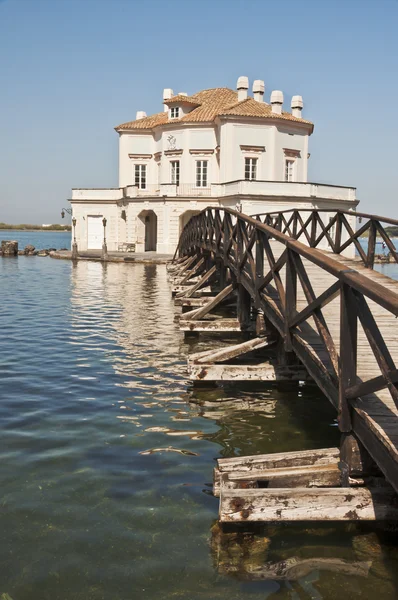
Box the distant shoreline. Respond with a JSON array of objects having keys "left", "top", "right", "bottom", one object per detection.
[{"left": 0, "top": 228, "right": 71, "bottom": 233}]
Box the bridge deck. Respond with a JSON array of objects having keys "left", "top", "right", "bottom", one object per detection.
[{"left": 270, "top": 240, "right": 398, "bottom": 487}]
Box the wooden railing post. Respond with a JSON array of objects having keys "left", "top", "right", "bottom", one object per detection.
[
  {"left": 235, "top": 217, "right": 250, "bottom": 330},
  {"left": 367, "top": 220, "right": 377, "bottom": 269},
  {"left": 223, "top": 213, "right": 230, "bottom": 265},
  {"left": 335, "top": 212, "right": 342, "bottom": 253},
  {"left": 255, "top": 229, "right": 264, "bottom": 309},
  {"left": 292, "top": 211, "right": 298, "bottom": 238},
  {"left": 284, "top": 248, "right": 297, "bottom": 352},
  {"left": 339, "top": 283, "right": 357, "bottom": 432},
  {"left": 310, "top": 212, "right": 317, "bottom": 247}
]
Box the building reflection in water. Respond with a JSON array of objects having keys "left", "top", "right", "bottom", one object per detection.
[{"left": 69, "top": 260, "right": 184, "bottom": 386}]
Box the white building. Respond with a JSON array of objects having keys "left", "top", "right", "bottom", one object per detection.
[{"left": 70, "top": 76, "right": 357, "bottom": 254}]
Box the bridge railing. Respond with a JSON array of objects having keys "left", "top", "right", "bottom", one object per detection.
[
  {"left": 251, "top": 209, "right": 398, "bottom": 269},
  {"left": 177, "top": 207, "right": 398, "bottom": 433}
]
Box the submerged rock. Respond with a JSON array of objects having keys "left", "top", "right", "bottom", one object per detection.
[
  {"left": 37, "top": 249, "right": 49, "bottom": 257},
  {"left": 24, "top": 244, "right": 36, "bottom": 255},
  {"left": 1, "top": 240, "right": 18, "bottom": 256}
]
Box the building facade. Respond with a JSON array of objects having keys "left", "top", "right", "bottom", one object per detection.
[{"left": 70, "top": 77, "right": 357, "bottom": 254}]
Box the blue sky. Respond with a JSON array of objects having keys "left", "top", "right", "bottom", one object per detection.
[{"left": 0, "top": 0, "right": 397, "bottom": 223}]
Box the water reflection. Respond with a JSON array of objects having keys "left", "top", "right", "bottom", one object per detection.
[
  {"left": 0, "top": 258, "right": 398, "bottom": 600},
  {"left": 211, "top": 520, "right": 398, "bottom": 599}
]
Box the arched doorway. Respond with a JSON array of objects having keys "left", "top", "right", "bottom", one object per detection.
[
  {"left": 179, "top": 210, "right": 201, "bottom": 236},
  {"left": 137, "top": 210, "right": 157, "bottom": 251}
]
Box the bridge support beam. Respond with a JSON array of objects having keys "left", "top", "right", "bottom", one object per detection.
[
  {"left": 340, "top": 433, "right": 381, "bottom": 486},
  {"left": 238, "top": 284, "right": 252, "bottom": 331}
]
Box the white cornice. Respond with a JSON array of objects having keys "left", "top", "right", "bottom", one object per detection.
[
  {"left": 189, "top": 149, "right": 215, "bottom": 155},
  {"left": 164, "top": 149, "right": 183, "bottom": 156},
  {"left": 128, "top": 153, "right": 152, "bottom": 159},
  {"left": 240, "top": 145, "right": 266, "bottom": 153}
]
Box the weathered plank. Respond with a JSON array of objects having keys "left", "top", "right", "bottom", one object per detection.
[
  {"left": 224, "top": 462, "right": 341, "bottom": 489},
  {"left": 219, "top": 487, "right": 398, "bottom": 522},
  {"left": 188, "top": 336, "right": 275, "bottom": 364},
  {"left": 180, "top": 284, "right": 235, "bottom": 321},
  {"left": 214, "top": 447, "right": 339, "bottom": 497},
  {"left": 174, "top": 296, "right": 217, "bottom": 307},
  {"left": 168, "top": 254, "right": 196, "bottom": 276},
  {"left": 189, "top": 362, "right": 309, "bottom": 382},
  {"left": 176, "top": 265, "right": 217, "bottom": 298},
  {"left": 176, "top": 257, "right": 205, "bottom": 284},
  {"left": 180, "top": 319, "right": 242, "bottom": 333},
  {"left": 172, "top": 285, "right": 212, "bottom": 296}
]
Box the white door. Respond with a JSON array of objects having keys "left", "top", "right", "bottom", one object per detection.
[{"left": 87, "top": 216, "right": 103, "bottom": 249}]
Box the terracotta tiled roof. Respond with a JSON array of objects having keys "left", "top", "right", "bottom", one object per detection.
[
  {"left": 115, "top": 87, "right": 313, "bottom": 131},
  {"left": 116, "top": 111, "right": 168, "bottom": 130},
  {"left": 179, "top": 88, "right": 238, "bottom": 123},
  {"left": 219, "top": 97, "right": 314, "bottom": 126},
  {"left": 164, "top": 94, "right": 201, "bottom": 105}
]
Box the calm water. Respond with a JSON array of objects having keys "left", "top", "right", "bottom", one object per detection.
[
  {"left": 1, "top": 252, "right": 398, "bottom": 599},
  {"left": 0, "top": 229, "right": 70, "bottom": 250}
]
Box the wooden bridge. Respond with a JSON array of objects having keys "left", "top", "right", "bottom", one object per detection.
[{"left": 168, "top": 207, "right": 398, "bottom": 522}]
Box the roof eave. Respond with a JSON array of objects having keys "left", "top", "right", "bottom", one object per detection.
[{"left": 217, "top": 114, "right": 314, "bottom": 134}]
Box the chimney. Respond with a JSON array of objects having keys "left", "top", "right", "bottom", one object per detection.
[
  {"left": 237, "top": 76, "right": 249, "bottom": 102},
  {"left": 253, "top": 80, "right": 265, "bottom": 103},
  {"left": 136, "top": 111, "right": 147, "bottom": 120},
  {"left": 163, "top": 88, "right": 174, "bottom": 112},
  {"left": 291, "top": 95, "right": 303, "bottom": 118},
  {"left": 270, "top": 90, "right": 284, "bottom": 114}
]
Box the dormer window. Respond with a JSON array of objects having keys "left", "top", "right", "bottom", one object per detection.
[{"left": 170, "top": 107, "right": 180, "bottom": 119}]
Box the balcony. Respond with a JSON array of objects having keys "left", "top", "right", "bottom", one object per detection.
[
  {"left": 215, "top": 180, "right": 356, "bottom": 201},
  {"left": 71, "top": 180, "right": 356, "bottom": 203},
  {"left": 71, "top": 188, "right": 124, "bottom": 200},
  {"left": 133, "top": 184, "right": 213, "bottom": 197}
]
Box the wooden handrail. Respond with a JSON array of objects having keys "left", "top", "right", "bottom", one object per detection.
[
  {"left": 177, "top": 206, "right": 398, "bottom": 428},
  {"left": 253, "top": 208, "right": 398, "bottom": 228},
  {"left": 246, "top": 208, "right": 398, "bottom": 270},
  {"left": 179, "top": 207, "right": 398, "bottom": 315}
]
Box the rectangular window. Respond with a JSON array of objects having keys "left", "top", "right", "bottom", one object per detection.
[
  {"left": 285, "top": 159, "right": 295, "bottom": 182},
  {"left": 244, "top": 157, "right": 257, "bottom": 181},
  {"left": 170, "top": 160, "right": 180, "bottom": 185},
  {"left": 135, "top": 164, "right": 146, "bottom": 189},
  {"left": 170, "top": 107, "right": 180, "bottom": 119},
  {"left": 196, "top": 160, "right": 208, "bottom": 187}
]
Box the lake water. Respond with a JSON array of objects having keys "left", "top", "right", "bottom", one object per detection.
[
  {"left": 0, "top": 229, "right": 70, "bottom": 250},
  {"left": 1, "top": 242, "right": 398, "bottom": 599}
]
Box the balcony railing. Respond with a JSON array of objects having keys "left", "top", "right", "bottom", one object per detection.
[
  {"left": 216, "top": 180, "right": 356, "bottom": 201},
  {"left": 71, "top": 180, "right": 357, "bottom": 202}
]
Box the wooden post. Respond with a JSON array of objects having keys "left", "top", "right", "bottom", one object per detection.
[
  {"left": 223, "top": 213, "right": 231, "bottom": 264},
  {"left": 217, "top": 258, "right": 227, "bottom": 290},
  {"left": 284, "top": 249, "right": 297, "bottom": 352},
  {"left": 340, "top": 433, "right": 380, "bottom": 486},
  {"left": 238, "top": 284, "right": 252, "bottom": 331},
  {"left": 292, "top": 210, "right": 298, "bottom": 238},
  {"left": 310, "top": 212, "right": 317, "bottom": 247},
  {"left": 335, "top": 212, "right": 342, "bottom": 253},
  {"left": 255, "top": 229, "right": 264, "bottom": 309},
  {"left": 339, "top": 283, "right": 357, "bottom": 432},
  {"left": 367, "top": 220, "right": 377, "bottom": 269}
]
